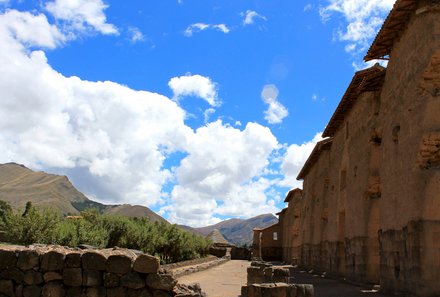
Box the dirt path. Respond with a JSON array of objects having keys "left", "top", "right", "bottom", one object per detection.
[{"left": 177, "top": 260, "right": 250, "bottom": 297}]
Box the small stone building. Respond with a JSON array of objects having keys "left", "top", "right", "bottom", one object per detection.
[{"left": 255, "top": 1, "right": 440, "bottom": 296}]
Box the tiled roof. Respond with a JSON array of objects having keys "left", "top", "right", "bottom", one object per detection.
[
  {"left": 364, "top": 0, "right": 418, "bottom": 61},
  {"left": 297, "top": 138, "right": 333, "bottom": 180},
  {"left": 322, "top": 65, "right": 386, "bottom": 138}
]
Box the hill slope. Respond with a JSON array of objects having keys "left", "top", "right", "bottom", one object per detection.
[
  {"left": 0, "top": 162, "right": 165, "bottom": 223},
  {"left": 194, "top": 214, "right": 278, "bottom": 246}
]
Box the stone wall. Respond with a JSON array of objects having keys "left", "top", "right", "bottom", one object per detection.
[
  {"left": 241, "top": 283, "right": 314, "bottom": 297},
  {"left": 0, "top": 245, "right": 205, "bottom": 297},
  {"left": 243, "top": 261, "right": 314, "bottom": 297}
]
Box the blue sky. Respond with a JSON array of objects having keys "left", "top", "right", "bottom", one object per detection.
[{"left": 0, "top": 0, "right": 395, "bottom": 226}]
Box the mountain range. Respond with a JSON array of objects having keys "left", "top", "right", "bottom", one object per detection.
[
  {"left": 0, "top": 162, "right": 279, "bottom": 245},
  {"left": 0, "top": 162, "right": 165, "bottom": 222},
  {"left": 180, "top": 214, "right": 278, "bottom": 246}
]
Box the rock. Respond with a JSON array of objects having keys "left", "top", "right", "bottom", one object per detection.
[
  {"left": 173, "top": 283, "right": 206, "bottom": 297},
  {"left": 23, "top": 271, "right": 44, "bottom": 285},
  {"left": 106, "top": 254, "right": 132, "bottom": 274},
  {"left": 63, "top": 268, "right": 83, "bottom": 287},
  {"left": 41, "top": 250, "right": 65, "bottom": 271},
  {"left": 133, "top": 254, "right": 160, "bottom": 274},
  {"left": 44, "top": 271, "right": 63, "bottom": 282},
  {"left": 120, "top": 272, "right": 145, "bottom": 289},
  {"left": 65, "top": 252, "right": 82, "bottom": 268},
  {"left": 103, "top": 273, "right": 120, "bottom": 288},
  {"left": 106, "top": 287, "right": 127, "bottom": 297},
  {"left": 42, "top": 282, "right": 65, "bottom": 297},
  {"left": 82, "top": 270, "right": 102, "bottom": 287},
  {"left": 0, "top": 268, "right": 24, "bottom": 283},
  {"left": 146, "top": 274, "right": 177, "bottom": 291},
  {"left": 0, "top": 250, "right": 17, "bottom": 269},
  {"left": 85, "top": 287, "right": 106, "bottom": 297},
  {"left": 65, "top": 287, "right": 85, "bottom": 297},
  {"left": 17, "top": 250, "right": 40, "bottom": 270},
  {"left": 82, "top": 252, "right": 106, "bottom": 271},
  {"left": 23, "top": 286, "right": 42, "bottom": 297},
  {"left": 152, "top": 290, "right": 172, "bottom": 297},
  {"left": 0, "top": 280, "right": 14, "bottom": 297},
  {"left": 127, "top": 288, "right": 152, "bottom": 297}
]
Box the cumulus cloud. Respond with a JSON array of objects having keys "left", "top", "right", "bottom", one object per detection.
[
  {"left": 0, "top": 10, "right": 66, "bottom": 49},
  {"left": 168, "top": 74, "right": 220, "bottom": 107},
  {"left": 261, "top": 84, "right": 288, "bottom": 124},
  {"left": 0, "top": 8, "right": 285, "bottom": 226},
  {"left": 183, "top": 23, "right": 230, "bottom": 36},
  {"left": 320, "top": 0, "right": 395, "bottom": 54},
  {"left": 242, "top": 10, "right": 267, "bottom": 26},
  {"left": 45, "top": 0, "right": 118, "bottom": 35},
  {"left": 278, "top": 133, "right": 323, "bottom": 188},
  {"left": 0, "top": 9, "right": 191, "bottom": 207},
  {"left": 166, "top": 121, "right": 279, "bottom": 226}
]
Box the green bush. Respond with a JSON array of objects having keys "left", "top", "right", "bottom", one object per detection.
[{"left": 0, "top": 200, "right": 212, "bottom": 264}]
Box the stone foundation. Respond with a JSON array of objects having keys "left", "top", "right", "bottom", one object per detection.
[
  {"left": 241, "top": 283, "right": 314, "bottom": 297},
  {"left": 0, "top": 245, "right": 205, "bottom": 297}
]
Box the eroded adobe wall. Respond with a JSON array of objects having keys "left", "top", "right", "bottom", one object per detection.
[
  {"left": 0, "top": 245, "right": 204, "bottom": 297},
  {"left": 282, "top": 191, "right": 303, "bottom": 265},
  {"left": 260, "top": 223, "right": 282, "bottom": 261},
  {"left": 377, "top": 5, "right": 440, "bottom": 296}
]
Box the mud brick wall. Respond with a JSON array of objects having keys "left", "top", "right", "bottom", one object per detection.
[
  {"left": 0, "top": 245, "right": 204, "bottom": 297},
  {"left": 241, "top": 283, "right": 314, "bottom": 297}
]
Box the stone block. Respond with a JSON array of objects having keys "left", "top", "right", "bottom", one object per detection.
[
  {"left": 85, "top": 287, "right": 106, "bottom": 297},
  {"left": 106, "top": 287, "right": 126, "bottom": 297},
  {"left": 82, "top": 252, "right": 106, "bottom": 271},
  {"left": 23, "top": 271, "right": 43, "bottom": 285},
  {"left": 295, "top": 284, "right": 314, "bottom": 297},
  {"left": 22, "top": 286, "right": 41, "bottom": 297},
  {"left": 133, "top": 254, "right": 160, "bottom": 274},
  {"left": 0, "top": 280, "right": 14, "bottom": 297},
  {"left": 0, "top": 250, "right": 17, "bottom": 269},
  {"left": 103, "top": 273, "right": 120, "bottom": 288},
  {"left": 44, "top": 271, "right": 63, "bottom": 283},
  {"left": 127, "top": 288, "right": 152, "bottom": 297},
  {"left": 0, "top": 268, "right": 24, "bottom": 283},
  {"left": 152, "top": 290, "right": 172, "bottom": 297},
  {"left": 146, "top": 274, "right": 177, "bottom": 291},
  {"left": 42, "top": 282, "right": 65, "bottom": 297},
  {"left": 120, "top": 272, "right": 145, "bottom": 289},
  {"left": 41, "top": 250, "right": 65, "bottom": 271},
  {"left": 65, "top": 287, "right": 85, "bottom": 297},
  {"left": 17, "top": 250, "right": 39, "bottom": 270},
  {"left": 106, "top": 254, "right": 132, "bottom": 274},
  {"left": 65, "top": 252, "right": 82, "bottom": 268},
  {"left": 63, "top": 268, "right": 83, "bottom": 287},
  {"left": 82, "top": 270, "right": 102, "bottom": 287}
]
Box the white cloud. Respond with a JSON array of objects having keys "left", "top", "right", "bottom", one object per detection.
[
  {"left": 168, "top": 74, "right": 220, "bottom": 107},
  {"left": 242, "top": 10, "right": 267, "bottom": 26},
  {"left": 261, "top": 84, "right": 288, "bottom": 124},
  {"left": 45, "top": 0, "right": 118, "bottom": 35},
  {"left": 304, "top": 4, "right": 313, "bottom": 12},
  {"left": 203, "top": 108, "right": 215, "bottom": 123},
  {"left": 183, "top": 23, "right": 230, "bottom": 36},
  {"left": 166, "top": 121, "right": 279, "bottom": 226},
  {"left": 0, "top": 10, "right": 66, "bottom": 49},
  {"left": 128, "top": 26, "right": 145, "bottom": 43},
  {"left": 278, "top": 133, "right": 323, "bottom": 188},
  {"left": 320, "top": 0, "right": 395, "bottom": 67},
  {"left": 0, "top": 10, "right": 192, "bottom": 207}
]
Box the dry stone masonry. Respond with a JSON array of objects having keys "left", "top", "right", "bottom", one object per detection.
[{"left": 0, "top": 245, "right": 205, "bottom": 297}]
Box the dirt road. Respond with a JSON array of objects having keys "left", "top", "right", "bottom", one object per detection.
[{"left": 177, "top": 260, "right": 250, "bottom": 297}]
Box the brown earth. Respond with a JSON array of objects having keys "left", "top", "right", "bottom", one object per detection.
[{"left": 177, "top": 260, "right": 396, "bottom": 297}]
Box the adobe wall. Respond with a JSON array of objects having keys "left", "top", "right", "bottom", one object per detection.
[
  {"left": 282, "top": 191, "right": 303, "bottom": 265},
  {"left": 0, "top": 245, "right": 205, "bottom": 297},
  {"left": 259, "top": 223, "right": 282, "bottom": 261},
  {"left": 376, "top": 5, "right": 440, "bottom": 295}
]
